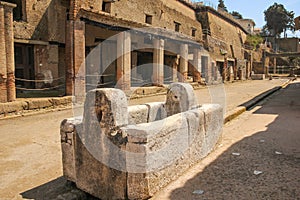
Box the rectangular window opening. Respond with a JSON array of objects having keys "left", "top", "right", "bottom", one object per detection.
[
  {"left": 102, "top": 1, "right": 111, "bottom": 13},
  {"left": 145, "top": 14, "right": 153, "bottom": 25},
  {"left": 174, "top": 22, "right": 181, "bottom": 32},
  {"left": 6, "top": 0, "right": 26, "bottom": 21}
]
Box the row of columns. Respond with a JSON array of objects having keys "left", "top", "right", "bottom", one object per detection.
[
  {"left": 65, "top": 20, "right": 204, "bottom": 100},
  {"left": 0, "top": 1, "right": 16, "bottom": 103}
]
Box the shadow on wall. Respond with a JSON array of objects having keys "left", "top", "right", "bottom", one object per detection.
[{"left": 169, "top": 82, "right": 300, "bottom": 199}]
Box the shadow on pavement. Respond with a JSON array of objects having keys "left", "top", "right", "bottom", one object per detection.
[
  {"left": 20, "top": 176, "right": 98, "bottom": 200},
  {"left": 21, "top": 177, "right": 72, "bottom": 200},
  {"left": 169, "top": 83, "right": 300, "bottom": 199}
]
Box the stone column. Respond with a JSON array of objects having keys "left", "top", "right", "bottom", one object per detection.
[
  {"left": 233, "top": 59, "right": 238, "bottom": 80},
  {"left": 131, "top": 51, "right": 138, "bottom": 84},
  {"left": 202, "top": 56, "right": 210, "bottom": 84},
  {"left": 153, "top": 38, "right": 164, "bottom": 85},
  {"left": 0, "top": 3, "right": 7, "bottom": 102},
  {"left": 172, "top": 56, "right": 179, "bottom": 82},
  {"left": 4, "top": 3, "right": 15, "bottom": 101},
  {"left": 222, "top": 57, "right": 227, "bottom": 82},
  {"left": 262, "top": 49, "right": 266, "bottom": 76},
  {"left": 273, "top": 57, "right": 277, "bottom": 74},
  {"left": 117, "top": 32, "right": 131, "bottom": 90},
  {"left": 192, "top": 49, "right": 201, "bottom": 82},
  {"left": 179, "top": 44, "right": 188, "bottom": 82}
]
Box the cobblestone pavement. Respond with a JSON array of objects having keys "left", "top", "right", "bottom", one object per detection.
[{"left": 0, "top": 78, "right": 292, "bottom": 199}]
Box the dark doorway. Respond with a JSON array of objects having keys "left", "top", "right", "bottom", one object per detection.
[
  {"left": 14, "top": 43, "right": 35, "bottom": 89},
  {"left": 216, "top": 61, "right": 224, "bottom": 81},
  {"left": 137, "top": 52, "right": 153, "bottom": 83}
]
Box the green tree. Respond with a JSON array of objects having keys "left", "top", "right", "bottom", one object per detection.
[
  {"left": 245, "top": 35, "right": 264, "bottom": 50},
  {"left": 230, "top": 11, "right": 243, "bottom": 19},
  {"left": 263, "top": 3, "right": 294, "bottom": 38},
  {"left": 218, "top": 0, "right": 228, "bottom": 12}
]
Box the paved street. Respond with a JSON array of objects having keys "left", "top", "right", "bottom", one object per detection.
[
  {"left": 153, "top": 80, "right": 300, "bottom": 199},
  {"left": 0, "top": 78, "right": 296, "bottom": 199}
]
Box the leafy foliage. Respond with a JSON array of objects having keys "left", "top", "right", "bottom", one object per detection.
[
  {"left": 245, "top": 35, "right": 264, "bottom": 50},
  {"left": 263, "top": 3, "right": 294, "bottom": 38},
  {"left": 218, "top": 0, "right": 228, "bottom": 12},
  {"left": 230, "top": 11, "right": 243, "bottom": 19}
]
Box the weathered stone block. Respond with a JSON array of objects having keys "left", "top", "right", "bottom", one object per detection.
[
  {"left": 124, "top": 113, "right": 189, "bottom": 199},
  {"left": 75, "top": 88, "right": 129, "bottom": 200},
  {"left": 199, "top": 104, "right": 223, "bottom": 155},
  {"left": 26, "top": 99, "right": 53, "bottom": 110},
  {"left": 0, "top": 101, "right": 28, "bottom": 114},
  {"left": 144, "top": 102, "right": 166, "bottom": 122},
  {"left": 60, "top": 117, "right": 82, "bottom": 182},
  {"left": 251, "top": 74, "right": 265, "bottom": 80},
  {"left": 165, "top": 82, "right": 196, "bottom": 116},
  {"left": 51, "top": 96, "right": 72, "bottom": 106},
  {"left": 128, "top": 104, "right": 148, "bottom": 124},
  {"left": 61, "top": 88, "right": 224, "bottom": 200},
  {"left": 184, "top": 108, "right": 206, "bottom": 166}
]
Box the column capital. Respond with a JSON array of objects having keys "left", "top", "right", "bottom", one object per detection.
[{"left": 0, "top": 1, "right": 16, "bottom": 9}]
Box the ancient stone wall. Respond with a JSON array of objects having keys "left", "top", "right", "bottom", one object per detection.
[
  {"left": 13, "top": 0, "right": 67, "bottom": 43},
  {"left": 206, "top": 11, "right": 246, "bottom": 60},
  {"left": 60, "top": 83, "right": 224, "bottom": 199},
  {"left": 77, "top": 0, "right": 202, "bottom": 41}
]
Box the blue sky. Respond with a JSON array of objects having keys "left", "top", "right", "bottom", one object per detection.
[{"left": 198, "top": 0, "right": 300, "bottom": 37}]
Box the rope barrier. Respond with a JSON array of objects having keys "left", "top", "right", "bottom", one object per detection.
[
  {"left": 131, "top": 77, "right": 145, "bottom": 82},
  {"left": 86, "top": 74, "right": 114, "bottom": 77},
  {"left": 86, "top": 81, "right": 114, "bottom": 87},
  {"left": 164, "top": 76, "right": 173, "bottom": 81},
  {"left": 15, "top": 77, "right": 65, "bottom": 82},
  {"left": 16, "top": 84, "right": 65, "bottom": 91}
]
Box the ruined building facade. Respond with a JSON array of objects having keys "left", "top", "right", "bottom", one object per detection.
[{"left": 0, "top": 0, "right": 255, "bottom": 102}]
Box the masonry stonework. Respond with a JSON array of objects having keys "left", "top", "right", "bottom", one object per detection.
[
  {"left": 60, "top": 83, "right": 223, "bottom": 199},
  {"left": 0, "top": 0, "right": 261, "bottom": 102}
]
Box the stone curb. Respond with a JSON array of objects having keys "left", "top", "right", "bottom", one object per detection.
[
  {"left": 0, "top": 96, "right": 73, "bottom": 119},
  {"left": 224, "top": 79, "right": 292, "bottom": 124}
]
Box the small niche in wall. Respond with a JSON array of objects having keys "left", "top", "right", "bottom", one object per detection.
[
  {"left": 192, "top": 28, "right": 196, "bottom": 37},
  {"left": 102, "top": 1, "right": 111, "bottom": 13},
  {"left": 145, "top": 14, "right": 153, "bottom": 25}
]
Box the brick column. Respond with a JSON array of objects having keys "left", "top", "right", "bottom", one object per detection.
[
  {"left": 65, "top": 19, "right": 86, "bottom": 102},
  {"left": 73, "top": 20, "right": 86, "bottom": 102},
  {"left": 192, "top": 49, "right": 201, "bottom": 82},
  {"left": 179, "top": 44, "right": 188, "bottom": 82},
  {"left": 65, "top": 20, "right": 74, "bottom": 96},
  {"left": 153, "top": 38, "right": 164, "bottom": 85},
  {"left": 4, "top": 3, "right": 15, "bottom": 101},
  {"left": 0, "top": 3, "right": 7, "bottom": 102},
  {"left": 117, "top": 32, "right": 131, "bottom": 90}
]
